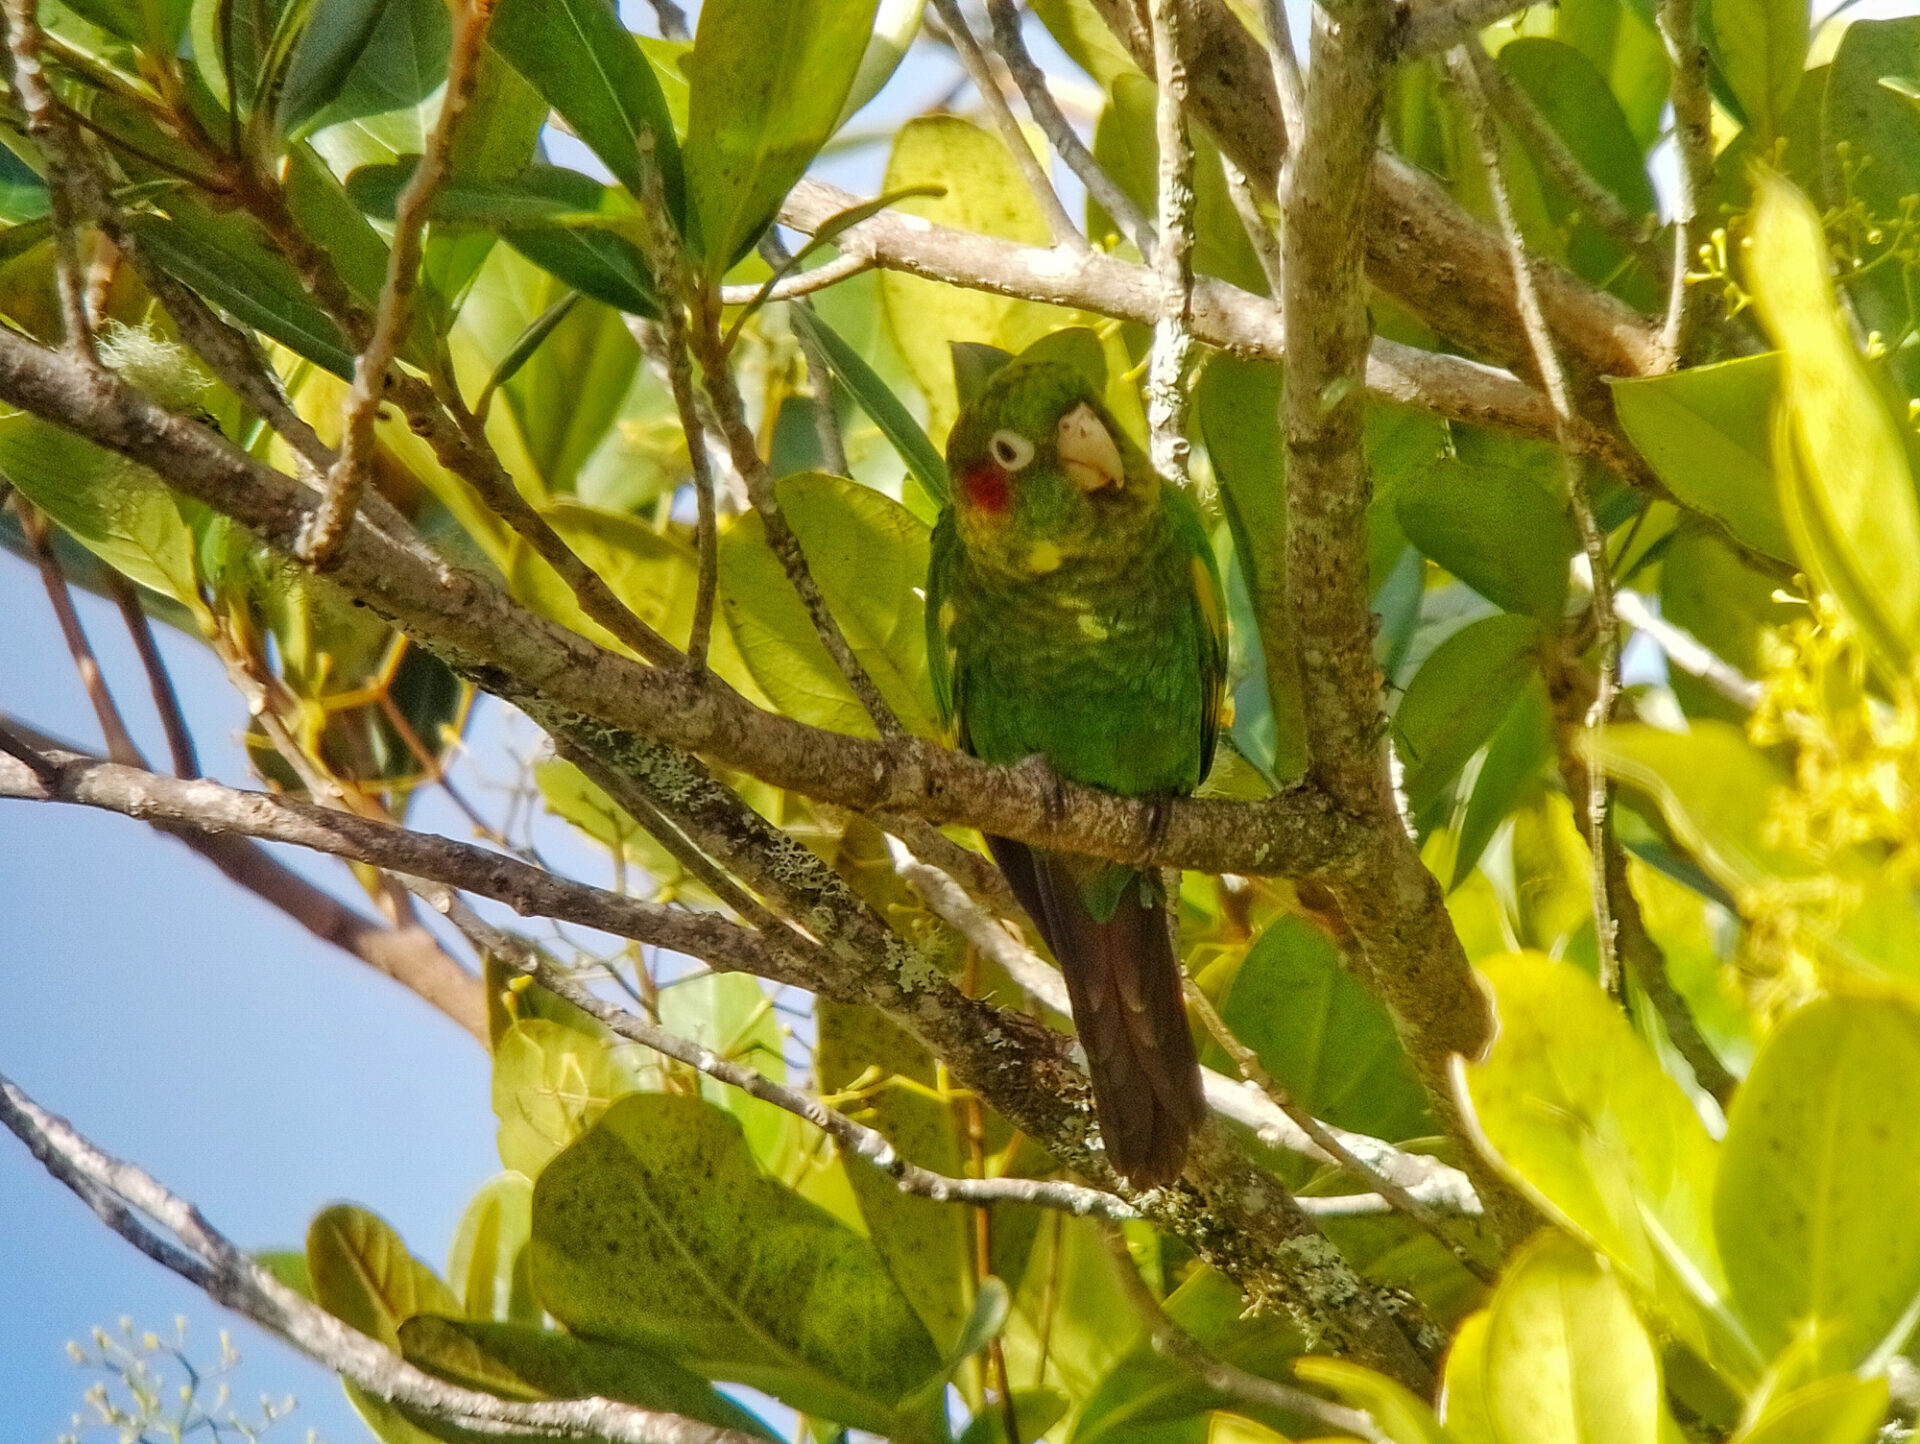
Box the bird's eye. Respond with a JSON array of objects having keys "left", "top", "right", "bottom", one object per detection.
[{"left": 989, "top": 430, "right": 1034, "bottom": 471}]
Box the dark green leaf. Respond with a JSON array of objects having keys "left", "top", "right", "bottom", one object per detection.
[
  {"left": 490, "top": 0, "right": 682, "bottom": 212},
  {"left": 502, "top": 228, "right": 656, "bottom": 316},
  {"left": 788, "top": 305, "right": 948, "bottom": 505},
  {"left": 1708, "top": 0, "right": 1807, "bottom": 141},
  {"left": 125, "top": 211, "right": 355, "bottom": 376},
  {"left": 1451, "top": 673, "right": 1555, "bottom": 888},
  {"left": 282, "top": 0, "right": 449, "bottom": 138},
  {"left": 1392, "top": 613, "right": 1542, "bottom": 819},
  {"left": 1397, "top": 460, "right": 1578, "bottom": 619}
]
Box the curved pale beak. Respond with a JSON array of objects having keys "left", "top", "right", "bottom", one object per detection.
[{"left": 1056, "top": 403, "right": 1124, "bottom": 492}]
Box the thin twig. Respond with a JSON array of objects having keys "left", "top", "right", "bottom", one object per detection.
[
  {"left": 1, "top": 0, "right": 94, "bottom": 360},
  {"left": 102, "top": 569, "right": 199, "bottom": 778},
  {"left": 1611, "top": 588, "right": 1763, "bottom": 710},
  {"left": 1097, "top": 1223, "right": 1390, "bottom": 1444},
  {"left": 439, "top": 899, "right": 1141, "bottom": 1220},
  {"left": 1146, "top": 0, "right": 1197, "bottom": 481},
  {"left": 1222, "top": 157, "right": 1283, "bottom": 296},
  {"left": 299, "top": 0, "right": 496, "bottom": 567},
  {"left": 716, "top": 253, "right": 874, "bottom": 308},
  {"left": 1463, "top": 44, "right": 1667, "bottom": 282},
  {"left": 984, "top": 0, "right": 1153, "bottom": 256},
  {"left": 0, "top": 1072, "right": 766, "bottom": 1444},
  {"left": 16, "top": 498, "right": 144, "bottom": 766},
  {"left": 1185, "top": 981, "right": 1494, "bottom": 1282},
  {"left": 686, "top": 292, "right": 903, "bottom": 737},
  {"left": 1450, "top": 48, "right": 1623, "bottom": 998},
  {"left": 639, "top": 132, "right": 720, "bottom": 668},
  {"left": 1259, "top": 0, "right": 1306, "bottom": 146},
  {"left": 1657, "top": 0, "right": 1714, "bottom": 363},
  {"left": 0, "top": 717, "right": 62, "bottom": 784},
  {"left": 929, "top": 0, "right": 1088, "bottom": 252}
]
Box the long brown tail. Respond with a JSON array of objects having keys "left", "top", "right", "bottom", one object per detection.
[{"left": 987, "top": 837, "right": 1204, "bottom": 1188}]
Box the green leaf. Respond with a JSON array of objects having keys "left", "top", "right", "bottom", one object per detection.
[
  {"left": 0, "top": 145, "right": 49, "bottom": 223},
  {"left": 957, "top": 1390, "right": 1070, "bottom": 1444},
  {"left": 1715, "top": 995, "right": 1920, "bottom": 1373},
  {"left": 788, "top": 304, "right": 948, "bottom": 506},
  {"left": 492, "top": 1016, "right": 649, "bottom": 1177},
  {"left": 1590, "top": 721, "right": 1806, "bottom": 897},
  {"left": 1392, "top": 614, "right": 1542, "bottom": 820},
  {"left": 1440, "top": 1310, "right": 1498, "bottom": 1444},
  {"left": 447, "top": 1173, "right": 536, "bottom": 1325},
  {"left": 837, "top": 0, "right": 925, "bottom": 126},
  {"left": 1451, "top": 675, "right": 1555, "bottom": 888},
  {"left": 1731, "top": 1376, "right": 1889, "bottom": 1444},
  {"left": 125, "top": 211, "right": 355, "bottom": 376},
  {"left": 1397, "top": 460, "right": 1578, "bottom": 619},
  {"left": 1746, "top": 171, "right": 1920, "bottom": 676},
  {"left": 718, "top": 472, "right": 937, "bottom": 738},
  {"left": 1659, "top": 520, "right": 1795, "bottom": 722},
  {"left": 1293, "top": 1357, "right": 1453, "bottom": 1444},
  {"left": 814, "top": 999, "right": 975, "bottom": 1357},
  {"left": 1212, "top": 916, "right": 1431, "bottom": 1142},
  {"left": 1480, "top": 1232, "right": 1664, "bottom": 1444},
  {"left": 506, "top": 501, "right": 698, "bottom": 658},
  {"left": 0, "top": 414, "right": 203, "bottom": 609},
  {"left": 1610, "top": 355, "right": 1792, "bottom": 563},
  {"left": 308, "top": 1203, "right": 460, "bottom": 1346},
  {"left": 490, "top": 0, "right": 681, "bottom": 211},
  {"left": 501, "top": 227, "right": 657, "bottom": 316},
  {"left": 1498, "top": 39, "right": 1656, "bottom": 217},
  {"left": 282, "top": 0, "right": 450, "bottom": 140},
  {"left": 1463, "top": 953, "right": 1753, "bottom": 1382},
  {"left": 530, "top": 1092, "right": 942, "bottom": 1431},
  {"left": 1197, "top": 356, "right": 1307, "bottom": 785},
  {"left": 879, "top": 116, "right": 1095, "bottom": 440},
  {"left": 683, "top": 0, "right": 880, "bottom": 275},
  {"left": 399, "top": 1316, "right": 783, "bottom": 1440},
  {"left": 1707, "top": 0, "right": 1806, "bottom": 142}
]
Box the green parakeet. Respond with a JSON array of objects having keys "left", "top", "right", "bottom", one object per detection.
[{"left": 927, "top": 358, "right": 1227, "bottom": 1187}]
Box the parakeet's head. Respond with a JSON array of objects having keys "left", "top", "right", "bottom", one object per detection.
[{"left": 944, "top": 360, "right": 1158, "bottom": 577}]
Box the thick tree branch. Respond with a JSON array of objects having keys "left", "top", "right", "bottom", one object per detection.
[
  {"left": 0, "top": 1072, "right": 767, "bottom": 1444},
  {"left": 1085, "top": 0, "right": 1663, "bottom": 383},
  {"left": 1395, "top": 0, "right": 1532, "bottom": 59},
  {"left": 0, "top": 324, "right": 1367, "bottom": 879},
  {"left": 780, "top": 180, "right": 1646, "bottom": 473}
]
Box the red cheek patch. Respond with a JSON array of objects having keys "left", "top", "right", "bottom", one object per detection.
[{"left": 961, "top": 461, "right": 1011, "bottom": 515}]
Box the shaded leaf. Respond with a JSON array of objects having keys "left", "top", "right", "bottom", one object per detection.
[
  {"left": 1393, "top": 614, "right": 1542, "bottom": 820},
  {"left": 1397, "top": 460, "right": 1577, "bottom": 619}
]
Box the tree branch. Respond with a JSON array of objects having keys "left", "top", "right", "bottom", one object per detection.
[
  {"left": 1395, "top": 0, "right": 1532, "bottom": 60},
  {"left": 1658, "top": 0, "right": 1714, "bottom": 362},
  {"left": 1098, "top": 1223, "right": 1390, "bottom": 1444},
  {"left": 0, "top": 746, "right": 814, "bottom": 991},
  {"left": 0, "top": 1071, "right": 768, "bottom": 1444},
  {"left": 300, "top": 0, "right": 495, "bottom": 567},
  {"left": 986, "top": 0, "right": 1154, "bottom": 256},
  {"left": 1085, "top": 0, "right": 1663, "bottom": 382},
  {"left": 780, "top": 180, "right": 1644, "bottom": 473},
  {"left": 1147, "top": 0, "right": 1198, "bottom": 481},
  {"left": 930, "top": 0, "right": 1088, "bottom": 252}
]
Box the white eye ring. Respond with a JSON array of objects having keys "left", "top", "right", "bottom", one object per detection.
[{"left": 989, "top": 430, "right": 1035, "bottom": 471}]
